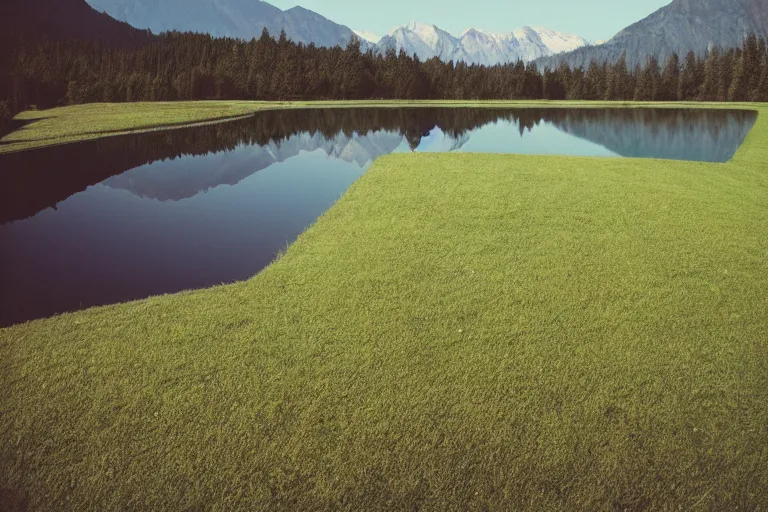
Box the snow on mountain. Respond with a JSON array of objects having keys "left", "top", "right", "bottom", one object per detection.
[
  {"left": 376, "top": 22, "right": 590, "bottom": 65},
  {"left": 353, "top": 29, "right": 380, "bottom": 43},
  {"left": 529, "top": 27, "right": 590, "bottom": 54},
  {"left": 379, "top": 22, "right": 459, "bottom": 60},
  {"left": 452, "top": 29, "right": 511, "bottom": 65}
]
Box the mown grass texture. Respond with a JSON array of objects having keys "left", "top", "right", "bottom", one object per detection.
[{"left": 1, "top": 102, "right": 767, "bottom": 510}]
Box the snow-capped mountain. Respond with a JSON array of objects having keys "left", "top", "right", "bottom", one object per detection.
[
  {"left": 353, "top": 29, "right": 380, "bottom": 44},
  {"left": 378, "top": 22, "right": 459, "bottom": 60},
  {"left": 377, "top": 22, "right": 590, "bottom": 65}
]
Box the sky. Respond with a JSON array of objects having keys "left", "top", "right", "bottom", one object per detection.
[{"left": 268, "top": 0, "right": 671, "bottom": 42}]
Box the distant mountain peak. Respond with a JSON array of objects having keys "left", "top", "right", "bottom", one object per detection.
[
  {"left": 378, "top": 22, "right": 589, "bottom": 65},
  {"left": 536, "top": 0, "right": 768, "bottom": 68},
  {"left": 353, "top": 29, "right": 380, "bottom": 43},
  {"left": 389, "top": 21, "right": 447, "bottom": 40},
  {"left": 461, "top": 27, "right": 501, "bottom": 39},
  {"left": 403, "top": 21, "right": 437, "bottom": 32},
  {"left": 85, "top": 0, "right": 361, "bottom": 48}
]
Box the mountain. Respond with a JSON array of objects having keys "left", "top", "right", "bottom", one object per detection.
[
  {"left": 84, "top": 0, "right": 361, "bottom": 47},
  {"left": 377, "top": 22, "right": 590, "bottom": 65},
  {"left": 536, "top": 0, "right": 768, "bottom": 68},
  {"left": 353, "top": 30, "right": 381, "bottom": 44},
  {"left": 0, "top": 0, "right": 152, "bottom": 46},
  {"left": 378, "top": 22, "right": 461, "bottom": 61}
]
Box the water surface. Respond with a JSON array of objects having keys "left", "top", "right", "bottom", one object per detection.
[{"left": 0, "top": 107, "right": 757, "bottom": 326}]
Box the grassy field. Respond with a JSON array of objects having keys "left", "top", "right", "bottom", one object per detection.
[{"left": 1, "top": 102, "right": 768, "bottom": 510}]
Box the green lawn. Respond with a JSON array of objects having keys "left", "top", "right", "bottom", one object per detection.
[{"left": 1, "top": 102, "right": 768, "bottom": 510}]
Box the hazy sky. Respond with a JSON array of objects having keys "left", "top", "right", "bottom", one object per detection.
[{"left": 268, "top": 0, "right": 671, "bottom": 42}]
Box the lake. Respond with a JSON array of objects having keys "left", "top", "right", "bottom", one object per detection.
[{"left": 0, "top": 107, "right": 757, "bottom": 326}]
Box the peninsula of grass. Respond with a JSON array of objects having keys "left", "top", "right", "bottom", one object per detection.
[
  {"left": 2, "top": 102, "right": 768, "bottom": 510},
  {"left": 0, "top": 100, "right": 273, "bottom": 154}
]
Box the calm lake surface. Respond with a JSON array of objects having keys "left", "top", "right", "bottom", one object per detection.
[{"left": 0, "top": 107, "right": 757, "bottom": 326}]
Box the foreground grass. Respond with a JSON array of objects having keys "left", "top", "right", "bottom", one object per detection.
[{"left": 2, "top": 102, "right": 768, "bottom": 510}]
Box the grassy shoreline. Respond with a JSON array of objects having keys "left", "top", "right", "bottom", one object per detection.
[
  {"left": 1, "top": 99, "right": 760, "bottom": 154},
  {"left": 1, "top": 101, "right": 767, "bottom": 510}
]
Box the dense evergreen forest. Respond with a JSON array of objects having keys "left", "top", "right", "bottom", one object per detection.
[{"left": 1, "top": 28, "right": 768, "bottom": 130}]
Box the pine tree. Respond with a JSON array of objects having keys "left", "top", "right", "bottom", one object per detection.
[
  {"left": 742, "top": 33, "right": 760, "bottom": 98},
  {"left": 660, "top": 53, "right": 680, "bottom": 101},
  {"left": 542, "top": 68, "right": 563, "bottom": 99},
  {"left": 749, "top": 42, "right": 768, "bottom": 101},
  {"left": 66, "top": 80, "right": 80, "bottom": 104},
  {"left": 583, "top": 60, "right": 602, "bottom": 100},
  {"left": 611, "top": 54, "right": 632, "bottom": 100},
  {"left": 756, "top": 55, "right": 768, "bottom": 102},
  {"left": 678, "top": 51, "right": 701, "bottom": 100},
  {"left": 647, "top": 56, "right": 661, "bottom": 100},
  {"left": 604, "top": 64, "right": 616, "bottom": 101},
  {"left": 700, "top": 47, "right": 720, "bottom": 101},
  {"left": 717, "top": 50, "right": 734, "bottom": 101},
  {"left": 728, "top": 51, "right": 748, "bottom": 101},
  {"left": 340, "top": 37, "right": 364, "bottom": 99},
  {"left": 634, "top": 60, "right": 654, "bottom": 101},
  {"left": 567, "top": 67, "right": 585, "bottom": 100},
  {"left": 0, "top": 100, "right": 11, "bottom": 131}
]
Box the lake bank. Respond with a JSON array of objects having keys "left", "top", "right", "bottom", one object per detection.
[{"left": 1, "top": 99, "right": 760, "bottom": 154}]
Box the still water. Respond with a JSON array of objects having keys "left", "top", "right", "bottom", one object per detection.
[{"left": 0, "top": 107, "right": 757, "bottom": 325}]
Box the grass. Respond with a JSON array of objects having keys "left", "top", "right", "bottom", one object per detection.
[
  {"left": 0, "top": 101, "right": 269, "bottom": 153},
  {"left": 1, "top": 101, "right": 768, "bottom": 510}
]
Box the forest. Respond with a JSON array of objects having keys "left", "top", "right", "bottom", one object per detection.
[{"left": 1, "top": 28, "right": 768, "bottom": 129}]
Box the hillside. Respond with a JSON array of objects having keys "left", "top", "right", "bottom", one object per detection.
[
  {"left": 85, "top": 0, "right": 359, "bottom": 47},
  {"left": 536, "top": 0, "right": 768, "bottom": 68},
  {"left": 0, "top": 0, "right": 152, "bottom": 46}
]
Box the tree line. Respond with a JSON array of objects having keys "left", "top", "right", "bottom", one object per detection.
[{"left": 1, "top": 29, "right": 767, "bottom": 128}]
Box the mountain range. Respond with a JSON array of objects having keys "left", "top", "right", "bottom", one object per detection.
[
  {"left": 536, "top": 0, "right": 768, "bottom": 68},
  {"left": 84, "top": 0, "right": 589, "bottom": 65},
  {"left": 83, "top": 0, "right": 768, "bottom": 70},
  {"left": 84, "top": 0, "right": 361, "bottom": 48},
  {"left": 11, "top": 0, "right": 768, "bottom": 72},
  {"left": 377, "top": 22, "right": 590, "bottom": 65}
]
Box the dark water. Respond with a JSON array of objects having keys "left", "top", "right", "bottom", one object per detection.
[{"left": 0, "top": 107, "right": 757, "bottom": 326}]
